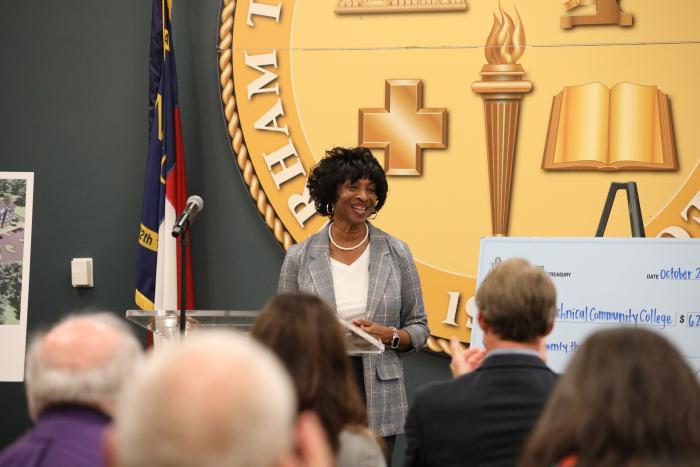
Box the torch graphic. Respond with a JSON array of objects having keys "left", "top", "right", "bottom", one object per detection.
[{"left": 472, "top": 6, "right": 531, "bottom": 236}]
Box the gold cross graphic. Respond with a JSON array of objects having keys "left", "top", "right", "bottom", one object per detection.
[{"left": 359, "top": 80, "right": 447, "bottom": 176}]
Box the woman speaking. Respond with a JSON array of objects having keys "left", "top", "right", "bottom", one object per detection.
[{"left": 278, "top": 146, "right": 429, "bottom": 460}]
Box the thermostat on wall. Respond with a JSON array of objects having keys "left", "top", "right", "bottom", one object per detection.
[{"left": 71, "top": 258, "right": 94, "bottom": 288}]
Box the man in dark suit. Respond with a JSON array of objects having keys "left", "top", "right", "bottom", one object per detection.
[{"left": 404, "top": 258, "right": 558, "bottom": 467}]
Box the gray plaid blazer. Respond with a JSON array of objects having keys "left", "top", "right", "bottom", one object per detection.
[{"left": 278, "top": 223, "right": 429, "bottom": 436}]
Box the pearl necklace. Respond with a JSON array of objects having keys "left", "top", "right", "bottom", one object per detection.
[{"left": 328, "top": 222, "right": 369, "bottom": 251}]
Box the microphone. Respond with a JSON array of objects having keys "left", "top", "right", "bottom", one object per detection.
[{"left": 172, "top": 195, "right": 204, "bottom": 237}]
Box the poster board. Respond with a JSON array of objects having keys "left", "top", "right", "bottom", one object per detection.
[
  {"left": 0, "top": 172, "right": 34, "bottom": 381},
  {"left": 469, "top": 237, "right": 700, "bottom": 375}
]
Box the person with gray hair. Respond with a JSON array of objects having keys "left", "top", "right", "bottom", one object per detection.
[
  {"left": 0, "top": 312, "right": 143, "bottom": 467},
  {"left": 107, "top": 330, "right": 334, "bottom": 467}
]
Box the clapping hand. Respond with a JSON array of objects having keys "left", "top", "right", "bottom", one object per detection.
[{"left": 449, "top": 336, "right": 487, "bottom": 378}]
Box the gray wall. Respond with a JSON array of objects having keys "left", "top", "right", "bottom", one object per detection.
[{"left": 0, "top": 1, "right": 450, "bottom": 464}]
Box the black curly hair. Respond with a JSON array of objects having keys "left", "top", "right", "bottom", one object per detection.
[{"left": 307, "top": 147, "right": 388, "bottom": 217}]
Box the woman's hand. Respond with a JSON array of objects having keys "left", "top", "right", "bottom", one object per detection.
[
  {"left": 353, "top": 319, "right": 412, "bottom": 350},
  {"left": 352, "top": 319, "right": 392, "bottom": 343}
]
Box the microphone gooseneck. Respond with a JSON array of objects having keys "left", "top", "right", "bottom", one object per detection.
[{"left": 172, "top": 195, "right": 204, "bottom": 237}]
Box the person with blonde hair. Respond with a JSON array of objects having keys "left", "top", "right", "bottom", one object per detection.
[
  {"left": 0, "top": 312, "right": 143, "bottom": 467},
  {"left": 519, "top": 328, "right": 700, "bottom": 467},
  {"left": 108, "top": 330, "right": 334, "bottom": 467}
]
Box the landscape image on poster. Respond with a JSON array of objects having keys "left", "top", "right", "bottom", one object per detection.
[{"left": 0, "top": 179, "right": 26, "bottom": 325}]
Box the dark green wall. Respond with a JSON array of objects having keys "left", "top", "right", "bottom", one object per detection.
[{"left": 0, "top": 1, "right": 451, "bottom": 464}]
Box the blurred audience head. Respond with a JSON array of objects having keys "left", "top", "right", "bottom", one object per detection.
[
  {"left": 476, "top": 258, "right": 556, "bottom": 344},
  {"left": 252, "top": 293, "right": 367, "bottom": 452},
  {"left": 520, "top": 328, "right": 700, "bottom": 467},
  {"left": 25, "top": 312, "right": 143, "bottom": 420},
  {"left": 111, "top": 331, "right": 298, "bottom": 467}
]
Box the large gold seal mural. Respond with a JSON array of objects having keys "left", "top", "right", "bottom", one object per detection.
[{"left": 218, "top": 0, "right": 700, "bottom": 353}]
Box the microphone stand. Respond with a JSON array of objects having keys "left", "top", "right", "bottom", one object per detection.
[
  {"left": 171, "top": 195, "right": 202, "bottom": 338},
  {"left": 173, "top": 221, "right": 190, "bottom": 337},
  {"left": 179, "top": 229, "right": 188, "bottom": 336}
]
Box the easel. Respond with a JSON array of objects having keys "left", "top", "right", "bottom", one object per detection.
[{"left": 595, "top": 181, "right": 645, "bottom": 237}]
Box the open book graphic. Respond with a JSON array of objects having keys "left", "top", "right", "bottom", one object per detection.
[{"left": 542, "top": 83, "right": 678, "bottom": 171}]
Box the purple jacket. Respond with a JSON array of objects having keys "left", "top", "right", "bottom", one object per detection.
[{"left": 0, "top": 405, "right": 111, "bottom": 467}]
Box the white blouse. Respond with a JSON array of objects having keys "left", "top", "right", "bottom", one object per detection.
[{"left": 330, "top": 245, "right": 370, "bottom": 322}]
